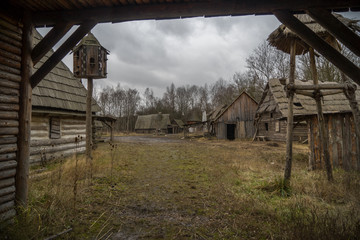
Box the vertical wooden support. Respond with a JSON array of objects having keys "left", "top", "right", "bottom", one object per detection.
[
  {"left": 309, "top": 48, "right": 333, "bottom": 181},
  {"left": 16, "top": 11, "right": 33, "bottom": 206},
  {"left": 86, "top": 78, "right": 93, "bottom": 159},
  {"left": 110, "top": 121, "right": 114, "bottom": 142},
  {"left": 342, "top": 77, "right": 360, "bottom": 171},
  {"left": 284, "top": 40, "right": 296, "bottom": 182}
]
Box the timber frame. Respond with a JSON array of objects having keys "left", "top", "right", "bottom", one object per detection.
[{"left": 1, "top": 0, "right": 360, "bottom": 218}]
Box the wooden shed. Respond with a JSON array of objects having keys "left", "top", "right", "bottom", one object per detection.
[
  {"left": 134, "top": 113, "right": 171, "bottom": 134},
  {"left": 255, "top": 79, "right": 308, "bottom": 142},
  {"left": 30, "top": 30, "right": 101, "bottom": 165},
  {"left": 211, "top": 91, "right": 258, "bottom": 140}
]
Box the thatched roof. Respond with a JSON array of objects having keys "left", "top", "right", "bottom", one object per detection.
[
  {"left": 207, "top": 105, "right": 227, "bottom": 122},
  {"left": 135, "top": 114, "right": 171, "bottom": 130},
  {"left": 73, "top": 32, "right": 109, "bottom": 53},
  {"left": 267, "top": 13, "right": 359, "bottom": 55},
  {"left": 173, "top": 119, "right": 184, "bottom": 128},
  {"left": 32, "top": 30, "right": 101, "bottom": 114},
  {"left": 256, "top": 78, "right": 360, "bottom": 119}
]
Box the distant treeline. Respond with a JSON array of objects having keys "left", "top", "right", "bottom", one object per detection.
[{"left": 94, "top": 41, "right": 359, "bottom": 132}]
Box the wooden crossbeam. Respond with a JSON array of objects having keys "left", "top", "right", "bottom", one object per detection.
[
  {"left": 306, "top": 8, "right": 360, "bottom": 57},
  {"left": 31, "top": 0, "right": 360, "bottom": 26},
  {"left": 290, "top": 83, "right": 347, "bottom": 90},
  {"left": 273, "top": 10, "right": 360, "bottom": 86},
  {"left": 32, "top": 22, "right": 73, "bottom": 65},
  {"left": 30, "top": 21, "right": 97, "bottom": 88}
]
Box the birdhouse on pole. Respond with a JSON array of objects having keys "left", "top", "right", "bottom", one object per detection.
[{"left": 73, "top": 32, "right": 108, "bottom": 79}]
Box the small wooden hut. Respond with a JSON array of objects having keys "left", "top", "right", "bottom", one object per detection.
[
  {"left": 31, "top": 30, "right": 101, "bottom": 165},
  {"left": 211, "top": 91, "right": 258, "bottom": 140},
  {"left": 255, "top": 79, "right": 308, "bottom": 142},
  {"left": 168, "top": 119, "right": 184, "bottom": 134},
  {"left": 134, "top": 113, "right": 171, "bottom": 134}
]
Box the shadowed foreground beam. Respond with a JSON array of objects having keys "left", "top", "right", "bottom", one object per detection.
[
  {"left": 30, "top": 21, "right": 96, "bottom": 88},
  {"left": 306, "top": 8, "right": 360, "bottom": 57},
  {"left": 273, "top": 10, "right": 360, "bottom": 85}
]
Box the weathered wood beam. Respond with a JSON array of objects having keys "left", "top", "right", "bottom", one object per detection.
[
  {"left": 32, "top": 22, "right": 73, "bottom": 65},
  {"left": 30, "top": 21, "right": 97, "bottom": 88},
  {"left": 273, "top": 10, "right": 360, "bottom": 86},
  {"left": 284, "top": 40, "right": 296, "bottom": 182},
  {"left": 306, "top": 8, "right": 360, "bottom": 57},
  {"left": 291, "top": 83, "right": 346, "bottom": 90},
  {"left": 16, "top": 10, "right": 33, "bottom": 207},
  {"left": 31, "top": 0, "right": 360, "bottom": 26}
]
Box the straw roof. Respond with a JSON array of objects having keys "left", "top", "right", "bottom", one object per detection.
[
  {"left": 73, "top": 32, "right": 109, "bottom": 53},
  {"left": 32, "top": 30, "right": 101, "bottom": 114},
  {"left": 173, "top": 119, "right": 184, "bottom": 128},
  {"left": 135, "top": 114, "right": 171, "bottom": 130},
  {"left": 256, "top": 78, "right": 360, "bottom": 119},
  {"left": 267, "top": 13, "right": 359, "bottom": 55}
]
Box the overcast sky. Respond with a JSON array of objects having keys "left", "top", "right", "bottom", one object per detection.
[{"left": 37, "top": 12, "right": 360, "bottom": 98}]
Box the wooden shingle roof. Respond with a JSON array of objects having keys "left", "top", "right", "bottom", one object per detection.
[
  {"left": 32, "top": 30, "right": 101, "bottom": 113},
  {"left": 257, "top": 78, "right": 360, "bottom": 118},
  {"left": 135, "top": 114, "right": 171, "bottom": 130}
]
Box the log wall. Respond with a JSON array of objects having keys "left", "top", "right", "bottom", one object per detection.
[
  {"left": 0, "top": 14, "right": 22, "bottom": 222},
  {"left": 257, "top": 112, "right": 308, "bottom": 142},
  {"left": 308, "top": 113, "right": 358, "bottom": 171},
  {"left": 30, "top": 114, "right": 86, "bottom": 165}
]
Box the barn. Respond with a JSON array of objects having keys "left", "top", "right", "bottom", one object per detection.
[
  {"left": 255, "top": 78, "right": 308, "bottom": 142},
  {"left": 30, "top": 31, "right": 101, "bottom": 165},
  {"left": 134, "top": 113, "right": 171, "bottom": 134},
  {"left": 211, "top": 91, "right": 258, "bottom": 140}
]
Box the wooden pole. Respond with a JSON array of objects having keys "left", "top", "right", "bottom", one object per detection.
[
  {"left": 110, "top": 121, "right": 114, "bottom": 142},
  {"left": 86, "top": 78, "right": 93, "bottom": 159},
  {"left": 342, "top": 76, "right": 360, "bottom": 171},
  {"left": 309, "top": 47, "right": 333, "bottom": 181},
  {"left": 284, "top": 40, "right": 296, "bottom": 182},
  {"left": 16, "top": 10, "right": 33, "bottom": 206}
]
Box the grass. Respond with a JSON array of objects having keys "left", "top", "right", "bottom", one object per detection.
[{"left": 1, "top": 138, "right": 360, "bottom": 239}]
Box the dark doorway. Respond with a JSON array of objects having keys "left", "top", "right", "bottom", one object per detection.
[
  {"left": 168, "top": 128, "right": 173, "bottom": 134},
  {"left": 227, "top": 124, "right": 236, "bottom": 140}
]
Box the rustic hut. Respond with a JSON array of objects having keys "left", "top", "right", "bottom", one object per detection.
[
  {"left": 211, "top": 91, "right": 258, "bottom": 140},
  {"left": 257, "top": 78, "right": 360, "bottom": 170},
  {"left": 30, "top": 30, "right": 101, "bottom": 165},
  {"left": 255, "top": 79, "right": 308, "bottom": 142},
  {"left": 134, "top": 113, "right": 171, "bottom": 134},
  {"left": 168, "top": 119, "right": 184, "bottom": 134}
]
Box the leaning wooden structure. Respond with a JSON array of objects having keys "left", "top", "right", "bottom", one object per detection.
[{"left": 1, "top": 0, "right": 360, "bottom": 223}]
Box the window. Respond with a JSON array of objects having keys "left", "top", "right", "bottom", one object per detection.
[
  {"left": 294, "top": 102, "right": 302, "bottom": 107},
  {"left": 50, "top": 117, "right": 60, "bottom": 139},
  {"left": 275, "top": 121, "right": 280, "bottom": 132},
  {"left": 270, "top": 113, "right": 273, "bottom": 118},
  {"left": 265, "top": 123, "right": 269, "bottom": 131}
]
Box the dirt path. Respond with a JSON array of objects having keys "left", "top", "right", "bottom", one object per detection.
[{"left": 108, "top": 139, "right": 255, "bottom": 239}]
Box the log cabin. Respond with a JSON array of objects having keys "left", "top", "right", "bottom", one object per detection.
[
  {"left": 256, "top": 78, "right": 360, "bottom": 171},
  {"left": 30, "top": 30, "right": 101, "bottom": 165},
  {"left": 1, "top": 0, "right": 359, "bottom": 224},
  {"left": 210, "top": 91, "right": 258, "bottom": 140},
  {"left": 255, "top": 79, "right": 308, "bottom": 142}
]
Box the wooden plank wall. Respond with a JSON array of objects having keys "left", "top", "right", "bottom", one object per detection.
[
  {"left": 0, "top": 14, "right": 22, "bottom": 222},
  {"left": 216, "top": 93, "right": 258, "bottom": 139},
  {"left": 308, "top": 113, "right": 358, "bottom": 171},
  {"left": 30, "top": 115, "right": 86, "bottom": 165}
]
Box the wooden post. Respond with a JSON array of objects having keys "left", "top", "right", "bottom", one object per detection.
[
  {"left": 284, "top": 40, "right": 296, "bottom": 182},
  {"left": 16, "top": 11, "right": 33, "bottom": 206},
  {"left": 110, "top": 121, "right": 114, "bottom": 142},
  {"left": 86, "top": 78, "right": 93, "bottom": 159},
  {"left": 309, "top": 47, "right": 333, "bottom": 181},
  {"left": 342, "top": 76, "right": 360, "bottom": 171}
]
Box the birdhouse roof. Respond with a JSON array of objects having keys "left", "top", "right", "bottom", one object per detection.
[{"left": 73, "top": 32, "right": 108, "bottom": 53}]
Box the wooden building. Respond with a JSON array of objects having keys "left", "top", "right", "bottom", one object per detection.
[
  {"left": 168, "top": 119, "right": 184, "bottom": 134},
  {"left": 134, "top": 114, "right": 171, "bottom": 134},
  {"left": 30, "top": 31, "right": 101, "bottom": 165},
  {"left": 257, "top": 78, "right": 360, "bottom": 170},
  {"left": 211, "top": 91, "right": 258, "bottom": 140},
  {"left": 255, "top": 79, "right": 308, "bottom": 142},
  {"left": 1, "top": 0, "right": 359, "bottom": 224}
]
